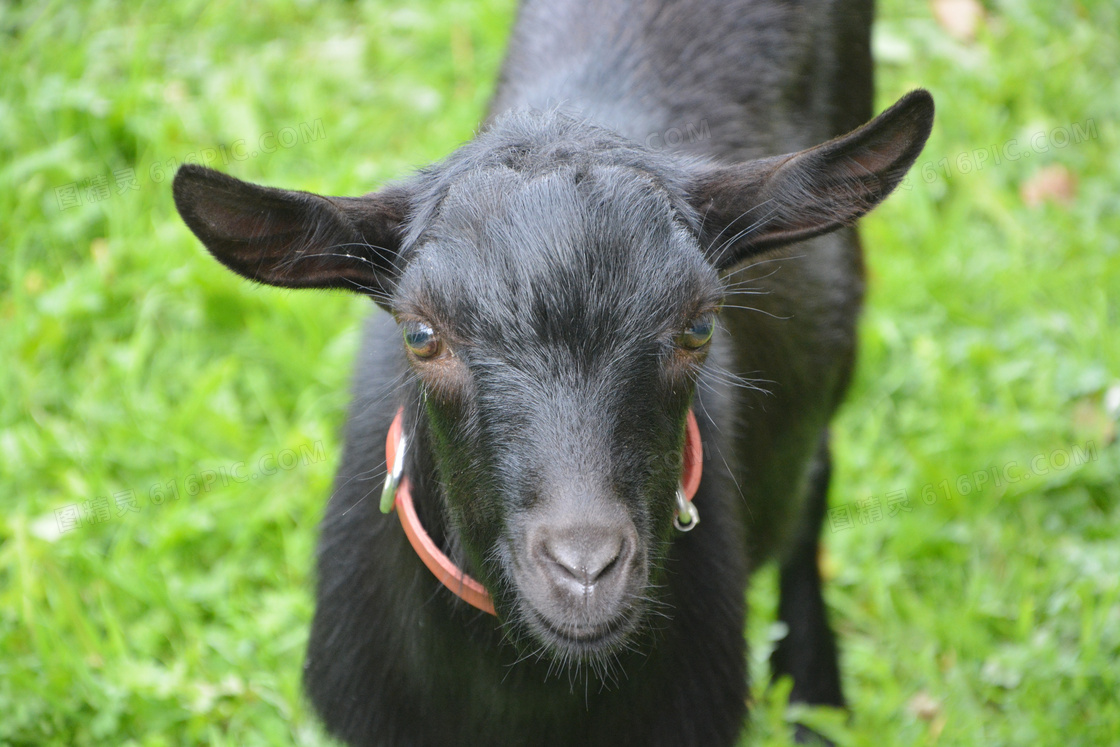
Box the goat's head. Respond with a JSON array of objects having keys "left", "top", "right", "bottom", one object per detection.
[{"left": 173, "top": 91, "right": 932, "bottom": 665}]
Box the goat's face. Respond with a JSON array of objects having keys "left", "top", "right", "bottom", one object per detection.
[
  {"left": 172, "top": 94, "right": 933, "bottom": 666},
  {"left": 392, "top": 135, "right": 722, "bottom": 657}
]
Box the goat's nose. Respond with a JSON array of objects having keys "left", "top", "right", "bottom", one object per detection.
[{"left": 534, "top": 525, "right": 632, "bottom": 592}]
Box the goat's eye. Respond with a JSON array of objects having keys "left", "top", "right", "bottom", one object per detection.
[
  {"left": 403, "top": 322, "right": 441, "bottom": 358},
  {"left": 676, "top": 314, "right": 715, "bottom": 350}
]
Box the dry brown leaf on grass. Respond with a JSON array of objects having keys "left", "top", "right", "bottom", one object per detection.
[
  {"left": 1020, "top": 164, "right": 1078, "bottom": 208},
  {"left": 931, "top": 0, "right": 986, "bottom": 42},
  {"left": 907, "top": 691, "right": 942, "bottom": 721},
  {"left": 1072, "top": 392, "right": 1118, "bottom": 447},
  {"left": 907, "top": 691, "right": 947, "bottom": 740}
]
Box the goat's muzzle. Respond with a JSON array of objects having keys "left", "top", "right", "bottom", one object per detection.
[{"left": 518, "top": 512, "right": 645, "bottom": 649}]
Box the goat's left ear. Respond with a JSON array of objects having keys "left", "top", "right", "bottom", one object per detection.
[
  {"left": 689, "top": 89, "right": 934, "bottom": 270},
  {"left": 172, "top": 164, "right": 411, "bottom": 307}
]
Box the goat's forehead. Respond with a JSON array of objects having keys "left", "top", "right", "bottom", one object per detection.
[
  {"left": 432, "top": 163, "right": 673, "bottom": 246},
  {"left": 402, "top": 165, "right": 716, "bottom": 327}
]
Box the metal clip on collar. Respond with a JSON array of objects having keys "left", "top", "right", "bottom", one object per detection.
[
  {"left": 380, "top": 431, "right": 407, "bottom": 514},
  {"left": 674, "top": 487, "right": 700, "bottom": 532}
]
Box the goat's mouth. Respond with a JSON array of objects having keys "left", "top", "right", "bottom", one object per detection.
[{"left": 520, "top": 600, "right": 642, "bottom": 656}]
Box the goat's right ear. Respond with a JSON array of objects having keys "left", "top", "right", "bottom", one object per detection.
[{"left": 172, "top": 164, "right": 410, "bottom": 306}]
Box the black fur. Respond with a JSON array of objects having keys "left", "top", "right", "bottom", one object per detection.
[{"left": 171, "top": 1, "right": 933, "bottom": 744}]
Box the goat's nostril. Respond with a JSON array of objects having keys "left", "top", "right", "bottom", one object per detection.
[
  {"left": 538, "top": 530, "right": 628, "bottom": 589},
  {"left": 551, "top": 549, "right": 617, "bottom": 586}
]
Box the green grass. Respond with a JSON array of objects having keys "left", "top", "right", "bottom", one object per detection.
[{"left": 1, "top": 0, "right": 1117, "bottom": 744}]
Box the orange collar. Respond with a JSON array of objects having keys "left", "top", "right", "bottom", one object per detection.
[{"left": 381, "top": 409, "right": 703, "bottom": 616}]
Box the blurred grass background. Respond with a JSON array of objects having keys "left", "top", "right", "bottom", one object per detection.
[{"left": 1, "top": 0, "right": 1117, "bottom": 744}]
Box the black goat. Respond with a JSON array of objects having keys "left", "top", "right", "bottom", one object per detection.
[{"left": 172, "top": 1, "right": 932, "bottom": 744}]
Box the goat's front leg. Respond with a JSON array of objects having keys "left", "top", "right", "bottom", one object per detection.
[{"left": 770, "top": 432, "right": 845, "bottom": 742}]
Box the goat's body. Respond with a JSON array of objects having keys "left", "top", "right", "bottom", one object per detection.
[
  {"left": 304, "top": 1, "right": 872, "bottom": 744},
  {"left": 491, "top": 0, "right": 872, "bottom": 155}
]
